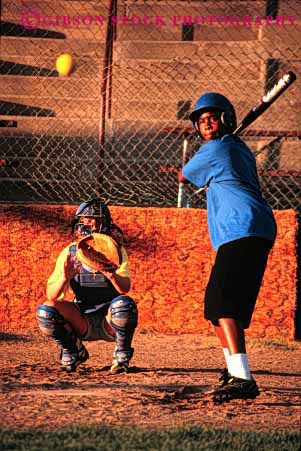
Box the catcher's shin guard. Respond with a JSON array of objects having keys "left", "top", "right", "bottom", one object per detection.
[
  {"left": 36, "top": 305, "right": 88, "bottom": 371},
  {"left": 109, "top": 295, "right": 138, "bottom": 365}
]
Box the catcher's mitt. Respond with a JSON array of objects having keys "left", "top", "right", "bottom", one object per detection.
[{"left": 76, "top": 233, "right": 121, "bottom": 272}]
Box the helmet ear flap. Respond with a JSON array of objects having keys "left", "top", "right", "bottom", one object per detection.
[
  {"left": 99, "top": 203, "right": 112, "bottom": 234},
  {"left": 192, "top": 119, "right": 203, "bottom": 139},
  {"left": 220, "top": 111, "right": 236, "bottom": 131}
]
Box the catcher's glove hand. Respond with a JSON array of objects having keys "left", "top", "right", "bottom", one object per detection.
[{"left": 76, "top": 233, "right": 121, "bottom": 273}]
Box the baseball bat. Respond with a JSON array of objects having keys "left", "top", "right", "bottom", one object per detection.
[
  {"left": 233, "top": 71, "right": 296, "bottom": 135},
  {"left": 177, "top": 133, "right": 189, "bottom": 207}
]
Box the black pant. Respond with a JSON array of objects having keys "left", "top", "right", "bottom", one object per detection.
[{"left": 205, "top": 237, "right": 274, "bottom": 329}]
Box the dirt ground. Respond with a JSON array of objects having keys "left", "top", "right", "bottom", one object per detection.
[{"left": 0, "top": 331, "right": 300, "bottom": 433}]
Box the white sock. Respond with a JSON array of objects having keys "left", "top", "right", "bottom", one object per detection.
[
  {"left": 222, "top": 347, "right": 231, "bottom": 369},
  {"left": 228, "top": 353, "right": 251, "bottom": 380}
]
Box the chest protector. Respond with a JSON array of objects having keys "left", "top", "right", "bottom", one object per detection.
[{"left": 69, "top": 244, "right": 119, "bottom": 307}]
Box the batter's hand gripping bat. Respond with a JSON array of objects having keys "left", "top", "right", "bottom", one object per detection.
[{"left": 177, "top": 70, "right": 297, "bottom": 207}]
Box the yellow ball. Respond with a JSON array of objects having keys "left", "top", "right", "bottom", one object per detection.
[{"left": 55, "top": 53, "right": 73, "bottom": 76}]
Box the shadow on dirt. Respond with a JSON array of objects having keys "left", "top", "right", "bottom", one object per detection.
[{"left": 0, "top": 332, "right": 31, "bottom": 342}]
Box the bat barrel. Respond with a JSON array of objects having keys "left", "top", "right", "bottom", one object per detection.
[
  {"left": 286, "top": 71, "right": 297, "bottom": 82},
  {"left": 263, "top": 71, "right": 296, "bottom": 103},
  {"left": 234, "top": 71, "right": 297, "bottom": 136}
]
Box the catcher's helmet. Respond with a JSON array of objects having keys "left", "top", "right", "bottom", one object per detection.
[
  {"left": 72, "top": 199, "right": 112, "bottom": 234},
  {"left": 189, "top": 92, "right": 237, "bottom": 131}
]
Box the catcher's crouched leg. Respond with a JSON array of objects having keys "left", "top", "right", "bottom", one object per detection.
[
  {"left": 36, "top": 304, "right": 89, "bottom": 372},
  {"left": 109, "top": 295, "right": 138, "bottom": 374}
]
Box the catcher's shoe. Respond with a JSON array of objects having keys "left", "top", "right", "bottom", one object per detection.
[
  {"left": 61, "top": 344, "right": 89, "bottom": 372},
  {"left": 212, "top": 376, "right": 260, "bottom": 404},
  {"left": 110, "top": 359, "right": 129, "bottom": 374},
  {"left": 110, "top": 348, "right": 133, "bottom": 374}
]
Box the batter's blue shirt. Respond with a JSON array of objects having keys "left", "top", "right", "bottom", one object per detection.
[{"left": 182, "top": 134, "right": 277, "bottom": 250}]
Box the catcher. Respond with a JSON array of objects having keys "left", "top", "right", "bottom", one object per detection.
[
  {"left": 178, "top": 93, "right": 277, "bottom": 403},
  {"left": 36, "top": 199, "right": 138, "bottom": 374}
]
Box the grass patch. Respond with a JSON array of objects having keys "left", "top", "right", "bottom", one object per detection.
[{"left": 0, "top": 425, "right": 300, "bottom": 451}]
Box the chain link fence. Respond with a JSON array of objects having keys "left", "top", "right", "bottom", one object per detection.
[{"left": 1, "top": 0, "right": 300, "bottom": 209}]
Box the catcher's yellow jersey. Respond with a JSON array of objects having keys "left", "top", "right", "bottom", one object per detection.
[{"left": 47, "top": 242, "right": 130, "bottom": 300}]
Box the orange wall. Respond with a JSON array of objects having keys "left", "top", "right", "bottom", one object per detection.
[{"left": 0, "top": 205, "right": 298, "bottom": 340}]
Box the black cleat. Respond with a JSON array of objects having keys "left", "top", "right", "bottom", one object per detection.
[
  {"left": 203, "top": 368, "right": 231, "bottom": 395},
  {"left": 212, "top": 376, "right": 260, "bottom": 403},
  {"left": 216, "top": 368, "right": 231, "bottom": 388}
]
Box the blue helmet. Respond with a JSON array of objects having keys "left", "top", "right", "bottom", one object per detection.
[
  {"left": 71, "top": 198, "right": 112, "bottom": 234},
  {"left": 75, "top": 199, "right": 111, "bottom": 221},
  {"left": 71, "top": 198, "right": 124, "bottom": 242},
  {"left": 189, "top": 92, "right": 237, "bottom": 131}
]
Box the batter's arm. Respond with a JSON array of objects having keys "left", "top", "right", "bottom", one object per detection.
[{"left": 178, "top": 169, "right": 190, "bottom": 184}]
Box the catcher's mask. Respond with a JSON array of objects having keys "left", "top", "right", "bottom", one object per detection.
[
  {"left": 71, "top": 199, "right": 112, "bottom": 237},
  {"left": 189, "top": 92, "right": 237, "bottom": 135}
]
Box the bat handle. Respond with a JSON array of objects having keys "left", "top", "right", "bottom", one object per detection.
[
  {"left": 233, "top": 124, "right": 244, "bottom": 135},
  {"left": 177, "top": 136, "right": 189, "bottom": 208},
  {"left": 177, "top": 182, "right": 185, "bottom": 208}
]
